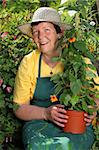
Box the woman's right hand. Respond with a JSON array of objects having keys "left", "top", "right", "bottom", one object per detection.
[{"left": 44, "top": 104, "right": 68, "bottom": 127}]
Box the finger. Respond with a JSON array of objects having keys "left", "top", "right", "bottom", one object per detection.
[
  {"left": 57, "top": 107, "right": 67, "bottom": 114},
  {"left": 84, "top": 114, "right": 96, "bottom": 120},
  {"left": 89, "top": 115, "right": 96, "bottom": 120},
  {"left": 54, "top": 120, "right": 66, "bottom": 127},
  {"left": 53, "top": 105, "right": 67, "bottom": 114},
  {"left": 84, "top": 112, "right": 96, "bottom": 118},
  {"left": 84, "top": 113, "right": 88, "bottom": 117},
  {"left": 55, "top": 104, "right": 65, "bottom": 108},
  {"left": 54, "top": 114, "right": 68, "bottom": 123},
  {"left": 53, "top": 109, "right": 68, "bottom": 123},
  {"left": 52, "top": 106, "right": 58, "bottom": 110},
  {"left": 84, "top": 118, "right": 92, "bottom": 122},
  {"left": 86, "top": 123, "right": 91, "bottom": 126},
  {"left": 84, "top": 117, "right": 92, "bottom": 126},
  {"left": 52, "top": 106, "right": 67, "bottom": 116},
  {"left": 57, "top": 113, "right": 68, "bottom": 119},
  {"left": 52, "top": 107, "right": 68, "bottom": 119}
]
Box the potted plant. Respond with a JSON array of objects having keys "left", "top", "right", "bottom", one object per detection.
[{"left": 51, "top": 24, "right": 99, "bottom": 134}]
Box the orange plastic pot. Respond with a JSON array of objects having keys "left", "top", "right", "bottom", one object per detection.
[{"left": 63, "top": 110, "right": 86, "bottom": 134}]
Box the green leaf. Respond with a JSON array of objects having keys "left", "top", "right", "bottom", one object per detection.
[
  {"left": 60, "top": 93, "right": 71, "bottom": 106},
  {"left": 95, "top": 94, "right": 99, "bottom": 99},
  {"left": 87, "top": 108, "right": 95, "bottom": 115},
  {"left": 0, "top": 131, "right": 5, "bottom": 144},
  {"left": 91, "top": 32, "right": 99, "bottom": 41},
  {"left": 74, "top": 41, "right": 88, "bottom": 52},
  {"left": 86, "top": 70, "right": 96, "bottom": 79},
  {"left": 73, "top": 61, "right": 82, "bottom": 74},
  {"left": 51, "top": 57, "right": 60, "bottom": 62},
  {"left": 62, "top": 48, "right": 69, "bottom": 56},
  {"left": 54, "top": 81, "right": 63, "bottom": 95},
  {"left": 70, "top": 79, "right": 82, "bottom": 95},
  {"left": 70, "top": 95, "right": 79, "bottom": 107},
  {"left": 50, "top": 74, "right": 60, "bottom": 83},
  {"left": 87, "top": 64, "right": 96, "bottom": 71},
  {"left": 69, "top": 72, "right": 75, "bottom": 82},
  {"left": 13, "top": 103, "right": 20, "bottom": 111},
  {"left": 82, "top": 100, "right": 88, "bottom": 112}
]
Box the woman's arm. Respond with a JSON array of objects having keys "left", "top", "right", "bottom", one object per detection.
[
  {"left": 14, "top": 103, "right": 46, "bottom": 121},
  {"left": 14, "top": 103, "right": 67, "bottom": 127}
]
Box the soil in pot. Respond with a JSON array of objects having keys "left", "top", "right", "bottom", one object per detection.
[{"left": 63, "top": 110, "right": 86, "bottom": 134}]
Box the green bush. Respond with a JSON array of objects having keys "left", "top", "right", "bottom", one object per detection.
[
  {"left": 0, "top": 0, "right": 98, "bottom": 149},
  {"left": 0, "top": 1, "right": 39, "bottom": 149}
]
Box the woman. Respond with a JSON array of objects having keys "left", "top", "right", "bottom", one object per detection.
[{"left": 13, "top": 7, "right": 96, "bottom": 150}]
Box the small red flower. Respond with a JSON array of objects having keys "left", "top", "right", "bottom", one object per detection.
[
  {"left": 6, "top": 86, "right": 12, "bottom": 93},
  {"left": 1, "top": 32, "right": 9, "bottom": 39},
  {"left": 68, "top": 37, "right": 76, "bottom": 43},
  {"left": 13, "top": 35, "right": 17, "bottom": 40},
  {"left": 0, "top": 79, "right": 3, "bottom": 86},
  {"left": 50, "top": 95, "right": 58, "bottom": 102}
]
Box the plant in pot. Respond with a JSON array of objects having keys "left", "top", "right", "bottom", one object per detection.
[{"left": 51, "top": 25, "right": 99, "bottom": 134}]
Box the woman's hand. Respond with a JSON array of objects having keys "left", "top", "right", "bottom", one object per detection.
[
  {"left": 45, "top": 104, "right": 68, "bottom": 127},
  {"left": 84, "top": 112, "right": 97, "bottom": 126}
]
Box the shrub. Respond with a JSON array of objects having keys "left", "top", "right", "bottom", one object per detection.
[
  {"left": 0, "top": 0, "right": 98, "bottom": 149},
  {"left": 0, "top": 0, "right": 38, "bottom": 149}
]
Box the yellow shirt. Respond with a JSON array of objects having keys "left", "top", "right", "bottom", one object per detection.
[
  {"left": 13, "top": 50, "right": 99, "bottom": 105},
  {"left": 13, "top": 50, "right": 64, "bottom": 104},
  {"left": 83, "top": 57, "right": 99, "bottom": 91}
]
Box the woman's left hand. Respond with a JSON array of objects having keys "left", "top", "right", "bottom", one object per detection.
[{"left": 84, "top": 112, "right": 97, "bottom": 126}]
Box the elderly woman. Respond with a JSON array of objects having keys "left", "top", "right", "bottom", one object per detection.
[{"left": 13, "top": 7, "right": 96, "bottom": 150}]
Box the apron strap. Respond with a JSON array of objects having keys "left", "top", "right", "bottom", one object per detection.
[{"left": 38, "top": 53, "right": 42, "bottom": 78}]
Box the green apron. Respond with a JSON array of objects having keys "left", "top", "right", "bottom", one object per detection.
[{"left": 22, "top": 53, "right": 95, "bottom": 150}]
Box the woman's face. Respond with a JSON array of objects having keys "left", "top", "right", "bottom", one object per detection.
[{"left": 32, "top": 22, "right": 60, "bottom": 55}]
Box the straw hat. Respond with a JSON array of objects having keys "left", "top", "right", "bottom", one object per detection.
[{"left": 18, "top": 7, "right": 71, "bottom": 38}]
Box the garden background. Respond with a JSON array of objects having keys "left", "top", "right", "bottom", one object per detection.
[{"left": 0, "top": 0, "right": 99, "bottom": 149}]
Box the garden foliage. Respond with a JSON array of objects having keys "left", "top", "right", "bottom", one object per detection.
[{"left": 0, "top": 0, "right": 98, "bottom": 149}]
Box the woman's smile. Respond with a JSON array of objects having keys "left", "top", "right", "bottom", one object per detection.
[{"left": 40, "top": 41, "right": 49, "bottom": 46}]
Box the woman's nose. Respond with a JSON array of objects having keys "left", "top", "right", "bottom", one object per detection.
[{"left": 38, "top": 31, "right": 44, "bottom": 40}]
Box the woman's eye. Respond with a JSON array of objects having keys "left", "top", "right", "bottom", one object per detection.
[{"left": 45, "top": 28, "right": 50, "bottom": 32}]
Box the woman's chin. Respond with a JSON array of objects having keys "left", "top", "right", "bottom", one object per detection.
[{"left": 40, "top": 47, "right": 50, "bottom": 53}]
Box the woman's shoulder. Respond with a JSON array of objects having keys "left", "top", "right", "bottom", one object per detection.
[
  {"left": 24, "top": 49, "right": 40, "bottom": 61},
  {"left": 16, "top": 50, "right": 41, "bottom": 82},
  {"left": 19, "top": 50, "right": 41, "bottom": 72}
]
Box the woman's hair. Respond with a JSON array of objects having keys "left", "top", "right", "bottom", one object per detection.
[
  {"left": 31, "top": 21, "right": 62, "bottom": 34},
  {"left": 53, "top": 24, "right": 62, "bottom": 33}
]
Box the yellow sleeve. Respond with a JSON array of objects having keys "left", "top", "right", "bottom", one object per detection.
[
  {"left": 13, "top": 52, "right": 36, "bottom": 105},
  {"left": 94, "top": 77, "right": 99, "bottom": 91},
  {"left": 84, "top": 57, "right": 99, "bottom": 91}
]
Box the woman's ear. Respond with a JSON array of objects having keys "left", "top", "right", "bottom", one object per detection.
[
  {"left": 57, "top": 33, "right": 62, "bottom": 40},
  {"left": 61, "top": 26, "right": 65, "bottom": 33}
]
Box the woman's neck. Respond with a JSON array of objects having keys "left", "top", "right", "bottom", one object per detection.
[{"left": 42, "top": 52, "right": 59, "bottom": 68}]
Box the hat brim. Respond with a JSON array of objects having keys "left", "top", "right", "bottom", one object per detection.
[
  {"left": 18, "top": 21, "right": 72, "bottom": 38},
  {"left": 18, "top": 23, "right": 33, "bottom": 38}
]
